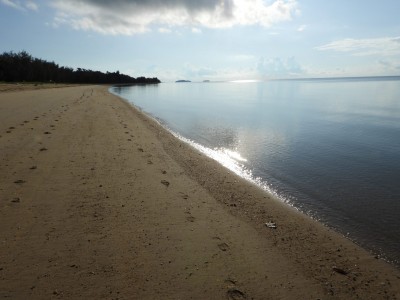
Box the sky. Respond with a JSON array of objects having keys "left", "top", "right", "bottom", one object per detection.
[{"left": 1, "top": 0, "right": 400, "bottom": 81}]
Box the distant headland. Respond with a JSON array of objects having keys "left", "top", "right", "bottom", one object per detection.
[
  {"left": 0, "top": 51, "right": 161, "bottom": 84},
  {"left": 175, "top": 80, "right": 191, "bottom": 83}
]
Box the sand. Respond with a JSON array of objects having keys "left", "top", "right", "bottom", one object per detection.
[
  {"left": 0, "top": 85, "right": 399, "bottom": 299},
  {"left": 0, "top": 83, "right": 78, "bottom": 93}
]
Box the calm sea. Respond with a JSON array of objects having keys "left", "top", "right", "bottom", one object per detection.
[{"left": 111, "top": 77, "right": 400, "bottom": 266}]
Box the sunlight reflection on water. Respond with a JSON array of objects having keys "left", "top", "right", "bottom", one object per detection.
[{"left": 165, "top": 129, "right": 298, "bottom": 211}]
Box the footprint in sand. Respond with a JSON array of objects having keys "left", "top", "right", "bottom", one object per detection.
[
  {"left": 218, "top": 243, "right": 229, "bottom": 252},
  {"left": 161, "top": 180, "right": 170, "bottom": 187},
  {"left": 227, "top": 288, "right": 246, "bottom": 300},
  {"left": 39, "top": 147, "right": 48, "bottom": 151},
  {"left": 186, "top": 215, "right": 195, "bottom": 222},
  {"left": 179, "top": 192, "right": 188, "bottom": 200},
  {"left": 14, "top": 179, "right": 26, "bottom": 184},
  {"left": 225, "top": 278, "right": 237, "bottom": 285}
]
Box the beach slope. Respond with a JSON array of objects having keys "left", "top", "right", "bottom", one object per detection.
[{"left": 0, "top": 85, "right": 399, "bottom": 299}]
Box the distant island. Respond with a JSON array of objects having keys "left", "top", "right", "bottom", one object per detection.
[
  {"left": 175, "top": 80, "right": 191, "bottom": 83},
  {"left": 203, "top": 80, "right": 210, "bottom": 82},
  {"left": 0, "top": 51, "right": 160, "bottom": 84}
]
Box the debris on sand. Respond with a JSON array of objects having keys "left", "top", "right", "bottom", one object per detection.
[
  {"left": 265, "top": 221, "right": 277, "bottom": 229},
  {"left": 332, "top": 266, "right": 349, "bottom": 275}
]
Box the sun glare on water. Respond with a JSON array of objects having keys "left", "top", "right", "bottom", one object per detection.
[
  {"left": 230, "top": 79, "right": 261, "bottom": 83},
  {"left": 219, "top": 148, "right": 248, "bottom": 162}
]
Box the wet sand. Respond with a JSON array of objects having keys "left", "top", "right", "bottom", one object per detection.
[{"left": 0, "top": 85, "right": 399, "bottom": 299}]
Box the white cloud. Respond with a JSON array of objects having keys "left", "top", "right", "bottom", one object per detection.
[
  {"left": 316, "top": 36, "right": 400, "bottom": 56},
  {"left": 51, "top": 0, "right": 298, "bottom": 35},
  {"left": 158, "top": 28, "right": 172, "bottom": 34},
  {"left": 1, "top": 0, "right": 23, "bottom": 10},
  {"left": 378, "top": 59, "right": 400, "bottom": 72},
  {"left": 1, "top": 0, "right": 38, "bottom": 11},
  {"left": 141, "top": 62, "right": 258, "bottom": 82},
  {"left": 297, "top": 24, "right": 306, "bottom": 32},
  {"left": 25, "top": 0, "right": 37, "bottom": 11},
  {"left": 183, "top": 63, "right": 218, "bottom": 78},
  {"left": 191, "top": 27, "right": 202, "bottom": 34},
  {"left": 257, "top": 56, "right": 304, "bottom": 78},
  {"left": 179, "top": 57, "right": 305, "bottom": 81}
]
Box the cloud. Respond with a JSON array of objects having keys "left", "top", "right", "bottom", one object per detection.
[
  {"left": 316, "top": 36, "right": 400, "bottom": 56},
  {"left": 143, "top": 62, "right": 257, "bottom": 82},
  {"left": 158, "top": 27, "right": 172, "bottom": 34},
  {"left": 257, "top": 56, "right": 304, "bottom": 78},
  {"left": 191, "top": 27, "right": 202, "bottom": 34},
  {"left": 25, "top": 0, "right": 37, "bottom": 11},
  {"left": 378, "top": 59, "right": 400, "bottom": 72},
  {"left": 229, "top": 54, "right": 255, "bottom": 61},
  {"left": 297, "top": 24, "right": 306, "bottom": 32},
  {"left": 1, "top": 0, "right": 21, "bottom": 9},
  {"left": 1, "top": 0, "right": 22, "bottom": 9},
  {"left": 51, "top": 0, "right": 298, "bottom": 35},
  {"left": 183, "top": 63, "right": 218, "bottom": 78},
  {"left": 1, "top": 0, "right": 38, "bottom": 11}
]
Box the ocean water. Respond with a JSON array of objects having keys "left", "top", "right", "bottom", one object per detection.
[{"left": 111, "top": 77, "right": 400, "bottom": 266}]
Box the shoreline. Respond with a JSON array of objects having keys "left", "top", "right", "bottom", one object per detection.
[
  {"left": 1, "top": 84, "right": 399, "bottom": 299},
  {"left": 111, "top": 87, "right": 398, "bottom": 268}
]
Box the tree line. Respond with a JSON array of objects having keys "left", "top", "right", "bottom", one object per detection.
[{"left": 0, "top": 51, "right": 160, "bottom": 84}]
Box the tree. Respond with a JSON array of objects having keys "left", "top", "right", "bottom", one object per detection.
[{"left": 0, "top": 51, "right": 161, "bottom": 84}]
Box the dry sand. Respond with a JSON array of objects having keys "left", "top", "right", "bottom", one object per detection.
[
  {"left": 0, "top": 83, "right": 78, "bottom": 93},
  {"left": 0, "top": 85, "right": 399, "bottom": 299}
]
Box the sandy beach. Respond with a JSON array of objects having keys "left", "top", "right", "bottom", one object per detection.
[{"left": 0, "top": 85, "right": 399, "bottom": 299}]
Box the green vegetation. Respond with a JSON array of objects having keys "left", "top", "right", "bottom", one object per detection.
[{"left": 0, "top": 51, "right": 160, "bottom": 84}]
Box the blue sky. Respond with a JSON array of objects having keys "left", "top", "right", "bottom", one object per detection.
[{"left": 1, "top": 0, "right": 400, "bottom": 81}]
